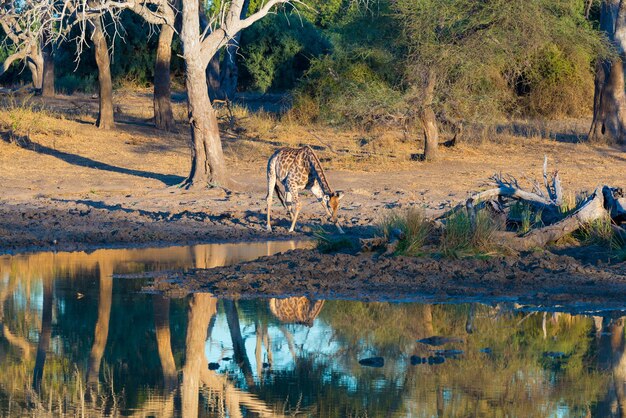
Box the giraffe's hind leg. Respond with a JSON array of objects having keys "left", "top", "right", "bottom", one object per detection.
[
  {"left": 283, "top": 180, "right": 295, "bottom": 221},
  {"left": 288, "top": 196, "right": 302, "bottom": 233},
  {"left": 266, "top": 166, "right": 277, "bottom": 232}
]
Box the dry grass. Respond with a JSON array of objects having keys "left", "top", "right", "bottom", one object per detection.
[
  {"left": 1, "top": 92, "right": 620, "bottom": 179},
  {"left": 0, "top": 95, "right": 74, "bottom": 143}
]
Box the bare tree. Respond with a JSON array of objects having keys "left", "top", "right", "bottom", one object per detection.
[
  {"left": 59, "top": 1, "right": 178, "bottom": 129},
  {"left": 59, "top": 0, "right": 305, "bottom": 187},
  {"left": 178, "top": 0, "right": 304, "bottom": 188},
  {"left": 55, "top": 1, "right": 119, "bottom": 128},
  {"left": 0, "top": 1, "right": 48, "bottom": 90},
  {"left": 589, "top": 0, "right": 626, "bottom": 144},
  {"left": 90, "top": 16, "right": 115, "bottom": 129}
]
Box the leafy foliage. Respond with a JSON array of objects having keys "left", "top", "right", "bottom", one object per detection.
[
  {"left": 239, "top": 13, "right": 331, "bottom": 92},
  {"left": 394, "top": 0, "right": 610, "bottom": 120}
]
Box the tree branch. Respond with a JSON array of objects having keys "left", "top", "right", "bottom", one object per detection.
[{"left": 0, "top": 49, "right": 29, "bottom": 76}]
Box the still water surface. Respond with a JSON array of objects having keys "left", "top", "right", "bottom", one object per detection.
[{"left": 1, "top": 242, "right": 626, "bottom": 417}]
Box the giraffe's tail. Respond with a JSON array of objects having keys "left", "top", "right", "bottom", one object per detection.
[{"left": 266, "top": 151, "right": 287, "bottom": 209}]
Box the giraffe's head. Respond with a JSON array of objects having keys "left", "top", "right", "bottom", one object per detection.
[{"left": 324, "top": 191, "right": 345, "bottom": 223}]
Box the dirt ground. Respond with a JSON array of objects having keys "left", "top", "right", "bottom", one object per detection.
[{"left": 1, "top": 92, "right": 624, "bottom": 256}]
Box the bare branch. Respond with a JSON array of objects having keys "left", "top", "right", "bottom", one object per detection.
[{"left": 0, "top": 49, "right": 29, "bottom": 76}]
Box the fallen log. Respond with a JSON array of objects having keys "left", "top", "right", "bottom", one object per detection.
[
  {"left": 360, "top": 228, "right": 406, "bottom": 253},
  {"left": 502, "top": 187, "right": 606, "bottom": 251},
  {"left": 384, "top": 228, "right": 406, "bottom": 255},
  {"left": 436, "top": 186, "right": 557, "bottom": 221}
]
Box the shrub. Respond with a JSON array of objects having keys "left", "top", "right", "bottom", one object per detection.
[
  {"left": 294, "top": 54, "right": 405, "bottom": 127},
  {"left": 55, "top": 74, "right": 97, "bottom": 95},
  {"left": 509, "top": 202, "right": 544, "bottom": 234},
  {"left": 239, "top": 13, "right": 331, "bottom": 93},
  {"left": 394, "top": 0, "right": 609, "bottom": 121}
]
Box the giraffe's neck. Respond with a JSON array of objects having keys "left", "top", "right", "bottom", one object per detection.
[{"left": 304, "top": 147, "right": 333, "bottom": 195}]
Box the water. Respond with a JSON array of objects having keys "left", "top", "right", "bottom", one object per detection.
[{"left": 1, "top": 242, "right": 625, "bottom": 417}]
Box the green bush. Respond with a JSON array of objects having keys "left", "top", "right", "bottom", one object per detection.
[
  {"left": 55, "top": 73, "right": 97, "bottom": 95},
  {"left": 294, "top": 53, "right": 404, "bottom": 127},
  {"left": 239, "top": 13, "right": 331, "bottom": 92},
  {"left": 394, "top": 0, "right": 609, "bottom": 121}
]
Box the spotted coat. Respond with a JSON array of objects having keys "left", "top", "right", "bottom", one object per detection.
[{"left": 265, "top": 145, "right": 344, "bottom": 233}]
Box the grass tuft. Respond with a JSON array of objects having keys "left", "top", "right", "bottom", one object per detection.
[
  {"left": 440, "top": 209, "right": 501, "bottom": 258},
  {"left": 509, "top": 201, "right": 543, "bottom": 234},
  {"left": 575, "top": 216, "right": 626, "bottom": 253},
  {"left": 378, "top": 208, "right": 432, "bottom": 256},
  {"left": 315, "top": 229, "right": 357, "bottom": 253}
]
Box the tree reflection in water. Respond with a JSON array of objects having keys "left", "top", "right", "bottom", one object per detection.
[{"left": 0, "top": 244, "right": 623, "bottom": 417}]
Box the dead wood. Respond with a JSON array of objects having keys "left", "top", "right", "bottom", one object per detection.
[
  {"left": 503, "top": 187, "right": 606, "bottom": 251},
  {"left": 359, "top": 237, "right": 388, "bottom": 252},
  {"left": 384, "top": 228, "right": 406, "bottom": 255},
  {"left": 360, "top": 228, "right": 405, "bottom": 253},
  {"left": 603, "top": 186, "right": 626, "bottom": 223}
]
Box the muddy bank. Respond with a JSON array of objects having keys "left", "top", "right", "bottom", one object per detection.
[
  {"left": 0, "top": 199, "right": 307, "bottom": 254},
  {"left": 146, "top": 249, "right": 626, "bottom": 310}
]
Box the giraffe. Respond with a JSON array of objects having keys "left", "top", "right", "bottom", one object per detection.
[
  {"left": 266, "top": 145, "right": 345, "bottom": 233},
  {"left": 268, "top": 297, "right": 326, "bottom": 327}
]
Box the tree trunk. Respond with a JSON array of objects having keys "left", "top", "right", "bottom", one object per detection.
[
  {"left": 32, "top": 277, "right": 52, "bottom": 391},
  {"left": 420, "top": 107, "right": 439, "bottom": 161},
  {"left": 27, "top": 44, "right": 44, "bottom": 91},
  {"left": 589, "top": 0, "right": 626, "bottom": 144},
  {"left": 420, "top": 70, "right": 439, "bottom": 161},
  {"left": 592, "top": 317, "right": 626, "bottom": 416},
  {"left": 182, "top": 294, "right": 217, "bottom": 418},
  {"left": 91, "top": 18, "right": 115, "bottom": 130},
  {"left": 41, "top": 41, "right": 55, "bottom": 97},
  {"left": 224, "top": 300, "right": 254, "bottom": 386},
  {"left": 153, "top": 295, "right": 177, "bottom": 393},
  {"left": 220, "top": 1, "right": 248, "bottom": 102},
  {"left": 154, "top": 22, "right": 175, "bottom": 131},
  {"left": 87, "top": 262, "right": 113, "bottom": 387},
  {"left": 207, "top": 54, "right": 223, "bottom": 101},
  {"left": 180, "top": 0, "right": 230, "bottom": 189}
]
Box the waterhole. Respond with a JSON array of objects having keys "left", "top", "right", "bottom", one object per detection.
[{"left": 0, "top": 242, "right": 625, "bottom": 417}]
